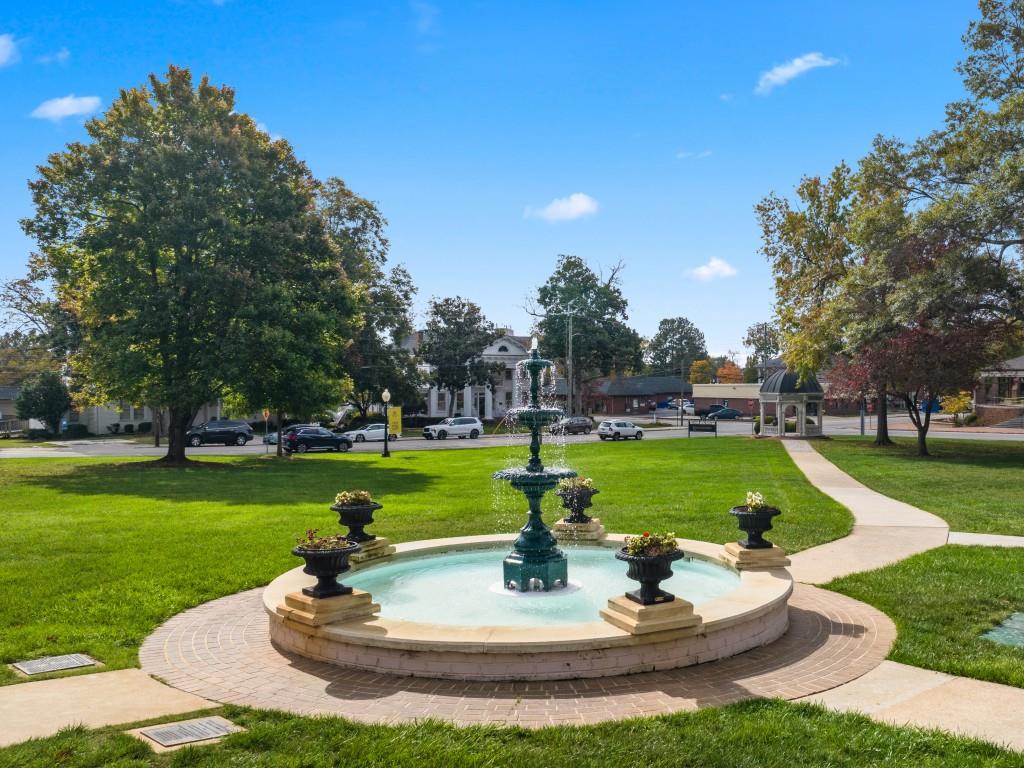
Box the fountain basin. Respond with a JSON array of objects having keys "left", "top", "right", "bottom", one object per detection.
[{"left": 264, "top": 534, "right": 792, "bottom": 681}]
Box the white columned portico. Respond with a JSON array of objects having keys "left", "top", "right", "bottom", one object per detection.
[
  {"left": 429, "top": 387, "right": 438, "bottom": 417},
  {"left": 484, "top": 385, "right": 493, "bottom": 420},
  {"left": 463, "top": 385, "right": 473, "bottom": 417}
]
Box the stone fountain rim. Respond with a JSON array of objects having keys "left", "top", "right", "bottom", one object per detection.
[{"left": 262, "top": 533, "right": 792, "bottom": 654}]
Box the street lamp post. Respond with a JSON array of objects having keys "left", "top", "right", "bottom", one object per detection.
[{"left": 382, "top": 388, "right": 392, "bottom": 458}]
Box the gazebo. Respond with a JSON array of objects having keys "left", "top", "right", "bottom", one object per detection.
[{"left": 758, "top": 369, "right": 824, "bottom": 438}]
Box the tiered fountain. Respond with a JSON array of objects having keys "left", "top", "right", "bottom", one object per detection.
[{"left": 494, "top": 339, "right": 576, "bottom": 591}]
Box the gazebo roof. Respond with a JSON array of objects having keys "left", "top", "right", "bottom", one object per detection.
[{"left": 760, "top": 369, "right": 823, "bottom": 396}]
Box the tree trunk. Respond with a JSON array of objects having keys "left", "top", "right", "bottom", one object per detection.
[
  {"left": 163, "top": 406, "right": 194, "bottom": 463},
  {"left": 276, "top": 410, "right": 283, "bottom": 458},
  {"left": 152, "top": 407, "right": 162, "bottom": 448},
  {"left": 904, "top": 395, "right": 931, "bottom": 457},
  {"left": 873, "top": 388, "right": 893, "bottom": 447}
]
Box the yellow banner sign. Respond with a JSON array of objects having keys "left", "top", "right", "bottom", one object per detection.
[{"left": 387, "top": 406, "right": 402, "bottom": 435}]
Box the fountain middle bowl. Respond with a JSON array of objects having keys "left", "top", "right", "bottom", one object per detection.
[{"left": 263, "top": 533, "right": 793, "bottom": 681}]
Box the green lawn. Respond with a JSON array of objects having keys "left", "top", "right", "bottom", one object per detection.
[
  {"left": 2, "top": 700, "right": 1021, "bottom": 768},
  {"left": 828, "top": 545, "right": 1024, "bottom": 688},
  {"left": 814, "top": 437, "right": 1024, "bottom": 535},
  {"left": 0, "top": 437, "right": 850, "bottom": 685}
]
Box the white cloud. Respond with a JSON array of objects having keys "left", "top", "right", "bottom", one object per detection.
[
  {"left": 688, "top": 257, "right": 737, "bottom": 281},
  {"left": 39, "top": 47, "right": 70, "bottom": 64},
  {"left": 411, "top": 0, "right": 439, "bottom": 35},
  {"left": 0, "top": 34, "right": 20, "bottom": 67},
  {"left": 676, "top": 149, "right": 712, "bottom": 160},
  {"left": 525, "top": 192, "right": 599, "bottom": 222},
  {"left": 755, "top": 52, "right": 839, "bottom": 95},
  {"left": 719, "top": 93, "right": 734, "bottom": 102},
  {"left": 31, "top": 94, "right": 101, "bottom": 122}
]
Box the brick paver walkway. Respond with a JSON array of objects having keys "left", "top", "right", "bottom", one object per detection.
[{"left": 139, "top": 583, "right": 893, "bottom": 726}]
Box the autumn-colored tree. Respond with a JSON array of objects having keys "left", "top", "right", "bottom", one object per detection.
[
  {"left": 716, "top": 360, "right": 743, "bottom": 383},
  {"left": 689, "top": 359, "right": 715, "bottom": 384}
]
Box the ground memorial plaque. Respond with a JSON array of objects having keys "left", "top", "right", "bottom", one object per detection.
[
  {"left": 138, "top": 716, "right": 242, "bottom": 747},
  {"left": 11, "top": 653, "right": 97, "bottom": 675}
]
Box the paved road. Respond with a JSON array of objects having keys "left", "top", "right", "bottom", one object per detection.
[{"left": 1, "top": 416, "right": 1021, "bottom": 458}]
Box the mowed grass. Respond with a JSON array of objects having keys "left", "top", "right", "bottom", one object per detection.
[
  {"left": 814, "top": 437, "right": 1024, "bottom": 535},
  {"left": 828, "top": 546, "right": 1024, "bottom": 688},
  {"left": 2, "top": 700, "right": 1021, "bottom": 768},
  {"left": 0, "top": 437, "right": 850, "bottom": 685}
]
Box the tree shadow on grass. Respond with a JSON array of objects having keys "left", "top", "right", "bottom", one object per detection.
[{"left": 17, "top": 455, "right": 441, "bottom": 507}]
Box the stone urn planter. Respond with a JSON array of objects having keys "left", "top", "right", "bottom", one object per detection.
[
  {"left": 331, "top": 502, "right": 383, "bottom": 543},
  {"left": 555, "top": 487, "right": 599, "bottom": 524},
  {"left": 729, "top": 505, "right": 782, "bottom": 549},
  {"left": 292, "top": 540, "right": 362, "bottom": 598},
  {"left": 615, "top": 547, "right": 686, "bottom": 605}
]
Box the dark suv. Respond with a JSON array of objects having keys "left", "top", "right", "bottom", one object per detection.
[
  {"left": 187, "top": 420, "right": 254, "bottom": 447},
  {"left": 550, "top": 416, "right": 593, "bottom": 435}
]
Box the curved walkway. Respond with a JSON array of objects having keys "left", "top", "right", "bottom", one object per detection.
[
  {"left": 783, "top": 441, "right": 949, "bottom": 584},
  {"left": 138, "top": 583, "right": 892, "bottom": 726}
]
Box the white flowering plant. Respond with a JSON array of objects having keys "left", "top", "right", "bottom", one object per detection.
[
  {"left": 334, "top": 490, "right": 374, "bottom": 506},
  {"left": 745, "top": 491, "right": 766, "bottom": 510}
]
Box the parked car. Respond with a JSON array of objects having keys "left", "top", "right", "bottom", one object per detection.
[
  {"left": 263, "top": 423, "right": 319, "bottom": 445},
  {"left": 187, "top": 419, "right": 254, "bottom": 447},
  {"left": 597, "top": 420, "right": 643, "bottom": 440},
  {"left": 423, "top": 417, "right": 483, "bottom": 439},
  {"left": 918, "top": 399, "right": 942, "bottom": 413},
  {"left": 550, "top": 416, "right": 593, "bottom": 435},
  {"left": 695, "top": 403, "right": 725, "bottom": 419},
  {"left": 682, "top": 401, "right": 695, "bottom": 416},
  {"left": 284, "top": 427, "right": 353, "bottom": 454},
  {"left": 708, "top": 407, "right": 742, "bottom": 420},
  {"left": 343, "top": 423, "right": 398, "bottom": 443}
]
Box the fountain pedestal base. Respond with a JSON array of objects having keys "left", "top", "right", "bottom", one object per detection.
[
  {"left": 553, "top": 517, "right": 607, "bottom": 543},
  {"left": 600, "top": 595, "right": 702, "bottom": 636},
  {"left": 719, "top": 542, "right": 790, "bottom": 570},
  {"left": 276, "top": 589, "right": 379, "bottom": 627},
  {"left": 502, "top": 550, "right": 568, "bottom": 591}
]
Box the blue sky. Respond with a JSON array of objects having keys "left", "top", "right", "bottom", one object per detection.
[{"left": 0, "top": 1, "right": 976, "bottom": 356}]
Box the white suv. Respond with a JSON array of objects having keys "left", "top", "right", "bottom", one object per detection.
[
  {"left": 597, "top": 420, "right": 643, "bottom": 440},
  {"left": 423, "top": 417, "right": 484, "bottom": 440}
]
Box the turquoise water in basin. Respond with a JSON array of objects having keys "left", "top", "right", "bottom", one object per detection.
[{"left": 343, "top": 546, "right": 739, "bottom": 627}]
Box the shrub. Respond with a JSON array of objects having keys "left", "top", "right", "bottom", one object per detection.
[
  {"left": 137, "top": 421, "right": 152, "bottom": 434},
  {"left": 123, "top": 424, "right": 135, "bottom": 434},
  {"left": 106, "top": 423, "right": 121, "bottom": 434},
  {"left": 26, "top": 428, "right": 51, "bottom": 440},
  {"left": 624, "top": 531, "right": 678, "bottom": 556},
  {"left": 63, "top": 424, "right": 90, "bottom": 439}
]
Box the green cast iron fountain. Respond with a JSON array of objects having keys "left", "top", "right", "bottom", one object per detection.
[{"left": 494, "top": 338, "right": 575, "bottom": 591}]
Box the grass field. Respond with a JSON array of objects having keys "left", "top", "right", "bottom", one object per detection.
[
  {"left": 814, "top": 437, "right": 1024, "bottom": 535},
  {"left": 2, "top": 700, "right": 1021, "bottom": 768},
  {"left": 828, "top": 545, "right": 1024, "bottom": 689},
  {"left": 0, "top": 437, "right": 851, "bottom": 685}
]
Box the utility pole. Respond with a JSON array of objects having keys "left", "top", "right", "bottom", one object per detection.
[{"left": 566, "top": 312, "right": 574, "bottom": 416}]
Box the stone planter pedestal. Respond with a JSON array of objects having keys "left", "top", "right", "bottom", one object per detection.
[
  {"left": 600, "top": 595, "right": 702, "bottom": 636},
  {"left": 349, "top": 537, "right": 396, "bottom": 564},
  {"left": 276, "top": 589, "right": 379, "bottom": 628},
  {"left": 552, "top": 517, "right": 607, "bottom": 543},
  {"left": 719, "top": 541, "right": 790, "bottom": 570}
]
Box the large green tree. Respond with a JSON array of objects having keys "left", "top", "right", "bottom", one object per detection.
[
  {"left": 20, "top": 67, "right": 352, "bottom": 462},
  {"left": 15, "top": 371, "right": 70, "bottom": 435},
  {"left": 316, "top": 178, "right": 421, "bottom": 418},
  {"left": 742, "top": 321, "right": 780, "bottom": 380},
  {"left": 533, "top": 256, "right": 643, "bottom": 414},
  {"left": 419, "top": 297, "right": 499, "bottom": 417},
  {"left": 645, "top": 317, "right": 707, "bottom": 374}
]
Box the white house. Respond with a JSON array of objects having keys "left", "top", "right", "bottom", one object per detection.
[{"left": 423, "top": 334, "right": 535, "bottom": 419}]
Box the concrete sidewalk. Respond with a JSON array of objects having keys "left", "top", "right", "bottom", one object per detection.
[
  {"left": 0, "top": 669, "right": 212, "bottom": 747},
  {"left": 783, "top": 440, "right": 949, "bottom": 584}
]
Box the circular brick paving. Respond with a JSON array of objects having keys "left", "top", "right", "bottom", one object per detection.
[{"left": 140, "top": 583, "right": 894, "bottom": 727}]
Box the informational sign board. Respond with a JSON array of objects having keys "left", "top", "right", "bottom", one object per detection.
[{"left": 388, "top": 406, "right": 402, "bottom": 435}]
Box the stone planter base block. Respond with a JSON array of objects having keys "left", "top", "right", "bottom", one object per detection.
[
  {"left": 349, "top": 538, "right": 396, "bottom": 564},
  {"left": 600, "top": 595, "right": 702, "bottom": 636},
  {"left": 552, "top": 518, "right": 607, "bottom": 542},
  {"left": 277, "top": 589, "right": 380, "bottom": 627},
  {"left": 720, "top": 542, "right": 790, "bottom": 570}
]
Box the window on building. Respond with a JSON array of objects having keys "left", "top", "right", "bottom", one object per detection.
[
  {"left": 119, "top": 401, "right": 130, "bottom": 420},
  {"left": 133, "top": 405, "right": 145, "bottom": 421},
  {"left": 436, "top": 392, "right": 446, "bottom": 412},
  {"left": 504, "top": 368, "right": 513, "bottom": 381},
  {"left": 456, "top": 392, "right": 464, "bottom": 411},
  {"left": 998, "top": 377, "right": 1015, "bottom": 400},
  {"left": 498, "top": 345, "right": 508, "bottom": 352},
  {"left": 504, "top": 391, "right": 513, "bottom": 407}
]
